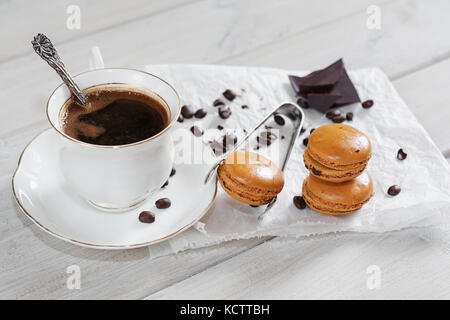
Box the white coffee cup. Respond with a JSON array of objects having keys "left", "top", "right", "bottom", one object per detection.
[{"left": 46, "top": 52, "right": 180, "bottom": 211}]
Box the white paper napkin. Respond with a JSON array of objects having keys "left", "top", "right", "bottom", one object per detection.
[{"left": 143, "top": 64, "right": 450, "bottom": 257}]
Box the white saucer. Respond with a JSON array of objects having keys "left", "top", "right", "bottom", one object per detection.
[{"left": 12, "top": 129, "right": 217, "bottom": 249}]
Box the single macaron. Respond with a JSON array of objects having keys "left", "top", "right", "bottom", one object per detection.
[
  {"left": 302, "top": 171, "right": 374, "bottom": 215},
  {"left": 303, "top": 148, "right": 366, "bottom": 182},
  {"left": 305, "top": 124, "right": 371, "bottom": 179},
  {"left": 218, "top": 150, "right": 284, "bottom": 205}
]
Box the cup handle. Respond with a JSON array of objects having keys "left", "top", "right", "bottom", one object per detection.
[{"left": 89, "top": 46, "right": 105, "bottom": 70}]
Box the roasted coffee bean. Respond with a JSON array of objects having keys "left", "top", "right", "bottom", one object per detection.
[
  {"left": 139, "top": 211, "right": 155, "bottom": 223},
  {"left": 274, "top": 114, "right": 285, "bottom": 126},
  {"left": 332, "top": 115, "right": 345, "bottom": 123},
  {"left": 190, "top": 125, "right": 203, "bottom": 136},
  {"left": 161, "top": 180, "right": 169, "bottom": 188},
  {"left": 241, "top": 105, "right": 249, "bottom": 109},
  {"left": 181, "top": 105, "right": 194, "bottom": 118},
  {"left": 218, "top": 106, "right": 232, "bottom": 119},
  {"left": 397, "top": 148, "right": 407, "bottom": 160},
  {"left": 210, "top": 140, "right": 226, "bottom": 156},
  {"left": 362, "top": 100, "right": 374, "bottom": 109},
  {"left": 303, "top": 137, "right": 309, "bottom": 147},
  {"left": 170, "top": 168, "right": 176, "bottom": 177},
  {"left": 222, "top": 133, "right": 238, "bottom": 147},
  {"left": 312, "top": 167, "right": 321, "bottom": 176},
  {"left": 297, "top": 97, "right": 308, "bottom": 108},
  {"left": 257, "top": 131, "right": 277, "bottom": 146},
  {"left": 194, "top": 108, "right": 207, "bottom": 119},
  {"left": 281, "top": 135, "right": 285, "bottom": 140},
  {"left": 346, "top": 112, "right": 353, "bottom": 121},
  {"left": 213, "top": 99, "right": 225, "bottom": 107},
  {"left": 300, "top": 127, "right": 306, "bottom": 134},
  {"left": 293, "top": 196, "right": 307, "bottom": 209},
  {"left": 310, "top": 128, "right": 315, "bottom": 134},
  {"left": 177, "top": 114, "right": 184, "bottom": 123},
  {"left": 387, "top": 185, "right": 401, "bottom": 196},
  {"left": 217, "top": 124, "right": 224, "bottom": 130},
  {"left": 223, "top": 89, "right": 236, "bottom": 101},
  {"left": 155, "top": 198, "right": 171, "bottom": 209},
  {"left": 326, "top": 109, "right": 341, "bottom": 119}
]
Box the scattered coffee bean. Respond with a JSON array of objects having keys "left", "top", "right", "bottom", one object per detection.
[
  {"left": 218, "top": 106, "right": 232, "bottom": 119},
  {"left": 222, "top": 133, "right": 238, "bottom": 147},
  {"left": 139, "top": 211, "right": 155, "bottom": 223},
  {"left": 241, "top": 105, "right": 249, "bottom": 109},
  {"left": 223, "top": 89, "right": 236, "bottom": 101},
  {"left": 210, "top": 140, "right": 225, "bottom": 156},
  {"left": 387, "top": 185, "right": 401, "bottom": 196},
  {"left": 311, "top": 167, "right": 321, "bottom": 176},
  {"left": 332, "top": 115, "right": 345, "bottom": 123},
  {"left": 293, "top": 196, "right": 306, "bottom": 209},
  {"left": 326, "top": 109, "right": 341, "bottom": 119},
  {"left": 194, "top": 108, "right": 207, "bottom": 119},
  {"left": 346, "top": 112, "right": 353, "bottom": 121},
  {"left": 181, "top": 105, "right": 194, "bottom": 118},
  {"left": 303, "top": 137, "right": 309, "bottom": 147},
  {"left": 217, "top": 124, "right": 224, "bottom": 130},
  {"left": 281, "top": 135, "right": 285, "bottom": 140},
  {"left": 190, "top": 125, "right": 203, "bottom": 137},
  {"left": 177, "top": 114, "right": 184, "bottom": 123},
  {"left": 170, "top": 168, "right": 176, "bottom": 177},
  {"left": 310, "top": 128, "right": 315, "bottom": 134},
  {"left": 257, "top": 131, "right": 277, "bottom": 146},
  {"left": 274, "top": 114, "right": 285, "bottom": 126},
  {"left": 155, "top": 198, "right": 171, "bottom": 209},
  {"left": 161, "top": 180, "right": 169, "bottom": 188},
  {"left": 213, "top": 99, "right": 225, "bottom": 107},
  {"left": 300, "top": 127, "right": 306, "bottom": 134},
  {"left": 362, "top": 100, "right": 374, "bottom": 109},
  {"left": 297, "top": 97, "right": 309, "bottom": 108},
  {"left": 397, "top": 148, "right": 407, "bottom": 160}
]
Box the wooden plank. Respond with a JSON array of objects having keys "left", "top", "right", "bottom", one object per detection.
[
  {"left": 0, "top": 223, "right": 266, "bottom": 299},
  {"left": 0, "top": 0, "right": 196, "bottom": 62},
  {"left": 393, "top": 58, "right": 450, "bottom": 154},
  {"left": 222, "top": 0, "right": 450, "bottom": 82},
  {"left": 146, "top": 230, "right": 450, "bottom": 299},
  {"left": 0, "top": 0, "right": 387, "bottom": 137}
]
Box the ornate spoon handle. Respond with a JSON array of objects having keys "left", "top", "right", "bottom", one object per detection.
[{"left": 31, "top": 33, "right": 88, "bottom": 106}]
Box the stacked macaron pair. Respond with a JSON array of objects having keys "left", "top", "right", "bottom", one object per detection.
[{"left": 302, "top": 124, "right": 374, "bottom": 215}]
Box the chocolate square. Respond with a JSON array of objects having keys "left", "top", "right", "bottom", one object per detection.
[{"left": 288, "top": 59, "right": 360, "bottom": 112}]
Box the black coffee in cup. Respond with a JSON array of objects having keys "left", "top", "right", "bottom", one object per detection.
[{"left": 60, "top": 86, "right": 170, "bottom": 146}]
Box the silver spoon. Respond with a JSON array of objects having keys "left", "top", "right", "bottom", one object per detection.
[
  {"left": 31, "top": 33, "right": 88, "bottom": 106},
  {"left": 204, "top": 102, "right": 305, "bottom": 219}
]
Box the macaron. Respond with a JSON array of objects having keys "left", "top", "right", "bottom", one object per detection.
[
  {"left": 302, "top": 171, "right": 374, "bottom": 215},
  {"left": 303, "top": 148, "right": 366, "bottom": 183},
  {"left": 305, "top": 123, "right": 371, "bottom": 181},
  {"left": 218, "top": 150, "right": 284, "bottom": 205}
]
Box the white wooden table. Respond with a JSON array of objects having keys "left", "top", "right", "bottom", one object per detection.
[{"left": 1, "top": 0, "right": 449, "bottom": 299}]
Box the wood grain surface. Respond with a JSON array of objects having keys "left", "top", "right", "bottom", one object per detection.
[{"left": 0, "top": 0, "right": 449, "bottom": 299}]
